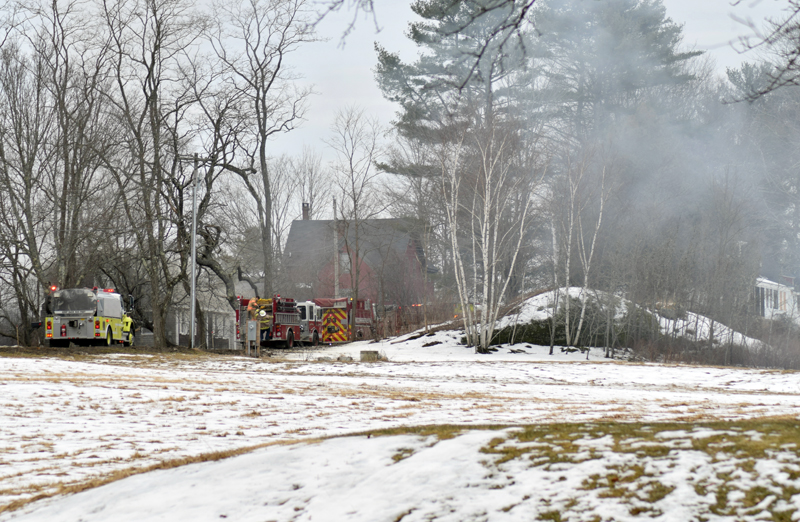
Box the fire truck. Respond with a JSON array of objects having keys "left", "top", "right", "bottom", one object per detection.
[
  {"left": 295, "top": 301, "right": 322, "bottom": 346},
  {"left": 236, "top": 295, "right": 301, "bottom": 349},
  {"left": 313, "top": 298, "right": 375, "bottom": 344},
  {"left": 43, "top": 287, "right": 135, "bottom": 347}
]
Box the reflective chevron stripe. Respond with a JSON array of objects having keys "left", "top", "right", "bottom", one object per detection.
[{"left": 321, "top": 308, "right": 349, "bottom": 343}]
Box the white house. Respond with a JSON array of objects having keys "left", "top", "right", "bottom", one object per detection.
[{"left": 755, "top": 277, "right": 799, "bottom": 321}]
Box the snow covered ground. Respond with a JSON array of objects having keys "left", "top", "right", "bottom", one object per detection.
[{"left": 2, "top": 330, "right": 800, "bottom": 521}]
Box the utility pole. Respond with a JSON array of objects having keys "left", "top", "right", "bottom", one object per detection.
[
  {"left": 333, "top": 197, "right": 339, "bottom": 299},
  {"left": 190, "top": 153, "right": 199, "bottom": 350}
]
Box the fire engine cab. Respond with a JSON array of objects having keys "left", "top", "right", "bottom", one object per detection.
[{"left": 296, "top": 301, "right": 322, "bottom": 346}]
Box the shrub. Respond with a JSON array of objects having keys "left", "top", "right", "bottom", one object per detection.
[
  {"left": 616, "top": 302, "right": 661, "bottom": 347},
  {"left": 491, "top": 295, "right": 661, "bottom": 349}
]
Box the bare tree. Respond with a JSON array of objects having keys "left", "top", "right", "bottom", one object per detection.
[
  {"left": 327, "top": 105, "right": 386, "bottom": 336},
  {"left": 0, "top": 0, "right": 116, "bottom": 343},
  {"left": 209, "top": 0, "right": 315, "bottom": 297},
  {"left": 28, "top": 0, "right": 117, "bottom": 289},
  {"left": 294, "top": 146, "right": 328, "bottom": 220},
  {"left": 316, "top": 0, "right": 535, "bottom": 85},
  {"left": 97, "top": 0, "right": 207, "bottom": 349},
  {"left": 186, "top": 62, "right": 252, "bottom": 328},
  {"left": 0, "top": 41, "right": 53, "bottom": 342},
  {"left": 732, "top": 1, "right": 800, "bottom": 99}
]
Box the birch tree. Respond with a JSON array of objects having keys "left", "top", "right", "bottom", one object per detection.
[
  {"left": 551, "top": 148, "right": 615, "bottom": 350},
  {"left": 441, "top": 122, "right": 543, "bottom": 353},
  {"left": 551, "top": 153, "right": 584, "bottom": 347}
]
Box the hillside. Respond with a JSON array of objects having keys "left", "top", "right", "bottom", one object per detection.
[{"left": 494, "top": 288, "right": 767, "bottom": 354}]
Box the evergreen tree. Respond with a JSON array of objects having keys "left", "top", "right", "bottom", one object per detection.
[
  {"left": 529, "top": 0, "right": 702, "bottom": 143},
  {"left": 375, "top": 0, "right": 528, "bottom": 142}
]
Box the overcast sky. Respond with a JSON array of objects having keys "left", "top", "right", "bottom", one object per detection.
[{"left": 270, "top": 0, "right": 791, "bottom": 161}]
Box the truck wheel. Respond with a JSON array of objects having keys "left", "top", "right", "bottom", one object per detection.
[
  {"left": 312, "top": 331, "right": 319, "bottom": 347},
  {"left": 106, "top": 329, "right": 113, "bottom": 346},
  {"left": 124, "top": 330, "right": 135, "bottom": 347},
  {"left": 285, "top": 330, "right": 294, "bottom": 349}
]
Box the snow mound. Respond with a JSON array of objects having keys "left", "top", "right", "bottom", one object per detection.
[{"left": 496, "top": 287, "right": 766, "bottom": 351}]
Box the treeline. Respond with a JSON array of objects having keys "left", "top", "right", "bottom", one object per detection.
[
  {"left": 373, "top": 0, "right": 800, "bottom": 356},
  {"left": 0, "top": 0, "right": 799, "bottom": 358},
  {"left": 0, "top": 0, "right": 322, "bottom": 348}
]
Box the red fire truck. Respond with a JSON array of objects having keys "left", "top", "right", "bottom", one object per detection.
[
  {"left": 295, "top": 301, "right": 322, "bottom": 346},
  {"left": 236, "top": 295, "right": 301, "bottom": 349},
  {"left": 313, "top": 297, "right": 375, "bottom": 344}
]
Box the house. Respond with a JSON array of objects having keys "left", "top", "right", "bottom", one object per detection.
[
  {"left": 754, "top": 276, "right": 799, "bottom": 321},
  {"left": 283, "top": 217, "right": 435, "bottom": 307},
  {"left": 166, "top": 284, "right": 238, "bottom": 349}
]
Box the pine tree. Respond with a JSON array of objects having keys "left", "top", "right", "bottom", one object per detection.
[
  {"left": 375, "top": 0, "right": 528, "bottom": 142},
  {"left": 530, "top": 0, "right": 702, "bottom": 143}
]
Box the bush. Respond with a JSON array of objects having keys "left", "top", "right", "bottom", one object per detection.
[
  {"left": 491, "top": 318, "right": 558, "bottom": 346},
  {"left": 491, "top": 295, "right": 662, "bottom": 349},
  {"left": 616, "top": 302, "right": 661, "bottom": 347}
]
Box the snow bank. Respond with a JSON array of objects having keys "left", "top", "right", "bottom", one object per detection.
[{"left": 495, "top": 287, "right": 766, "bottom": 351}]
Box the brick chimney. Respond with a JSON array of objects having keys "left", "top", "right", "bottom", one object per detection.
[{"left": 302, "top": 202, "right": 310, "bottom": 220}]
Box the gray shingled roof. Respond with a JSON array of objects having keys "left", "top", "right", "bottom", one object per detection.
[{"left": 283, "top": 218, "right": 426, "bottom": 273}]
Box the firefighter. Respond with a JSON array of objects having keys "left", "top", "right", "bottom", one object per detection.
[
  {"left": 123, "top": 315, "right": 135, "bottom": 346},
  {"left": 247, "top": 297, "right": 258, "bottom": 320},
  {"left": 257, "top": 298, "right": 272, "bottom": 342}
]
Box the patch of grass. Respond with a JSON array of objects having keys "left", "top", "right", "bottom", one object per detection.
[
  {"left": 473, "top": 419, "right": 800, "bottom": 520},
  {"left": 644, "top": 481, "right": 675, "bottom": 503},
  {"left": 391, "top": 448, "right": 415, "bottom": 463},
  {"left": 356, "top": 424, "right": 507, "bottom": 441},
  {"left": 629, "top": 505, "right": 659, "bottom": 516},
  {"left": 353, "top": 419, "right": 800, "bottom": 519},
  {"left": 709, "top": 480, "right": 734, "bottom": 516},
  {"left": 742, "top": 485, "right": 774, "bottom": 509}
]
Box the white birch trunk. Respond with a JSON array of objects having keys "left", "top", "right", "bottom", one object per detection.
[
  {"left": 441, "top": 127, "right": 544, "bottom": 353},
  {"left": 440, "top": 138, "right": 476, "bottom": 347},
  {"left": 575, "top": 166, "right": 607, "bottom": 347},
  {"left": 549, "top": 222, "right": 560, "bottom": 355}
]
